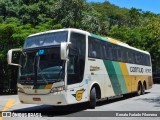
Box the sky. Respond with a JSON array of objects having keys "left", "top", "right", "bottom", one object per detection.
[{"left": 87, "top": 0, "right": 160, "bottom": 14}]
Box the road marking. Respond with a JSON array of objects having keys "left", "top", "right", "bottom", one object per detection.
[
  {"left": 2, "top": 99, "right": 15, "bottom": 111},
  {"left": 0, "top": 99, "right": 15, "bottom": 120}
]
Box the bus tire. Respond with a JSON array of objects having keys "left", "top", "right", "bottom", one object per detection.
[
  {"left": 137, "top": 83, "right": 142, "bottom": 96},
  {"left": 89, "top": 87, "right": 96, "bottom": 109}
]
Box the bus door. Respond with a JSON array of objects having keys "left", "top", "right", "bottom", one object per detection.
[{"left": 66, "top": 32, "right": 87, "bottom": 103}]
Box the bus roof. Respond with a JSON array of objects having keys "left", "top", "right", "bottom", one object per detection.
[
  {"left": 28, "top": 28, "right": 150, "bottom": 55},
  {"left": 28, "top": 28, "right": 89, "bottom": 38},
  {"left": 106, "top": 37, "right": 150, "bottom": 55}
]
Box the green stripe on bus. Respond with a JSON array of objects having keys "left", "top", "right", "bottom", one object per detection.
[
  {"left": 112, "top": 62, "right": 128, "bottom": 94},
  {"left": 33, "top": 85, "right": 46, "bottom": 89},
  {"left": 39, "top": 85, "right": 45, "bottom": 89},
  {"left": 103, "top": 60, "right": 122, "bottom": 95},
  {"left": 33, "top": 85, "right": 39, "bottom": 89}
]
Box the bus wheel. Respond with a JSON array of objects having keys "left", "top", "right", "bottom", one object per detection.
[
  {"left": 89, "top": 87, "right": 96, "bottom": 109},
  {"left": 137, "top": 83, "right": 142, "bottom": 96}
]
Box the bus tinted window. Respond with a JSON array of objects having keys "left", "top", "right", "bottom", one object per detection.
[
  {"left": 68, "top": 32, "right": 86, "bottom": 85},
  {"left": 24, "top": 31, "right": 68, "bottom": 49},
  {"left": 88, "top": 37, "right": 103, "bottom": 59},
  {"left": 88, "top": 36, "right": 150, "bottom": 66},
  {"left": 112, "top": 45, "right": 118, "bottom": 61},
  {"left": 117, "top": 47, "right": 122, "bottom": 61},
  {"left": 106, "top": 43, "right": 113, "bottom": 60}
]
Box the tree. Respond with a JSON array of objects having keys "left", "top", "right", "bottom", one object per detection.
[
  {"left": 127, "top": 8, "right": 143, "bottom": 28},
  {"left": 53, "top": 0, "right": 85, "bottom": 27}
]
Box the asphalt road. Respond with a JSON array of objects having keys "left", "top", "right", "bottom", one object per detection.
[{"left": 1, "top": 84, "right": 160, "bottom": 120}]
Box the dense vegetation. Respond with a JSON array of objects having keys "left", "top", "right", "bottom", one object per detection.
[{"left": 0, "top": 0, "right": 160, "bottom": 92}]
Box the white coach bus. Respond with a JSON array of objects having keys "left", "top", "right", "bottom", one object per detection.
[{"left": 7, "top": 28, "right": 153, "bottom": 108}]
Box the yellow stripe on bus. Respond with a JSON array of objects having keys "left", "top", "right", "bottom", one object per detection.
[
  {"left": 119, "top": 62, "right": 132, "bottom": 93},
  {"left": 45, "top": 84, "right": 52, "bottom": 89},
  {"left": 107, "top": 38, "right": 118, "bottom": 44}
]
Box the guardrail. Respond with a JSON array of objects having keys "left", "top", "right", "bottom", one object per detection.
[{"left": 0, "top": 89, "right": 17, "bottom": 95}]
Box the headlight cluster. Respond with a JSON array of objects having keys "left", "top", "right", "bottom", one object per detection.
[
  {"left": 50, "top": 86, "right": 65, "bottom": 93},
  {"left": 18, "top": 87, "right": 25, "bottom": 93}
]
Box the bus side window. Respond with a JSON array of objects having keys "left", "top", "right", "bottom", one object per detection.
[
  {"left": 91, "top": 51, "right": 97, "bottom": 58},
  {"left": 117, "top": 46, "right": 122, "bottom": 62},
  {"left": 67, "top": 32, "right": 86, "bottom": 85},
  {"left": 128, "top": 50, "right": 133, "bottom": 63},
  {"left": 107, "top": 43, "right": 113, "bottom": 60},
  {"left": 103, "top": 42, "right": 109, "bottom": 60},
  {"left": 143, "top": 54, "right": 147, "bottom": 65},
  {"left": 140, "top": 54, "right": 143, "bottom": 65},
  {"left": 122, "top": 48, "right": 127, "bottom": 63},
  {"left": 112, "top": 45, "right": 117, "bottom": 61},
  {"left": 88, "top": 37, "right": 93, "bottom": 58},
  {"left": 89, "top": 37, "right": 97, "bottom": 58},
  {"left": 147, "top": 55, "right": 151, "bottom": 66},
  {"left": 135, "top": 53, "right": 141, "bottom": 64},
  {"left": 98, "top": 41, "right": 103, "bottom": 59},
  {"left": 67, "top": 56, "right": 75, "bottom": 74},
  {"left": 102, "top": 45, "right": 106, "bottom": 59},
  {"left": 132, "top": 52, "right": 136, "bottom": 64}
]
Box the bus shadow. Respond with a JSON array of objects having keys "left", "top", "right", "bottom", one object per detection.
[
  {"left": 96, "top": 92, "right": 150, "bottom": 107},
  {"left": 12, "top": 102, "right": 89, "bottom": 117},
  {"left": 135, "top": 93, "right": 160, "bottom": 107},
  {"left": 12, "top": 92, "right": 150, "bottom": 117}
]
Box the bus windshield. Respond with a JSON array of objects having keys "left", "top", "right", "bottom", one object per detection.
[
  {"left": 19, "top": 48, "right": 65, "bottom": 85},
  {"left": 23, "top": 31, "right": 68, "bottom": 49}
]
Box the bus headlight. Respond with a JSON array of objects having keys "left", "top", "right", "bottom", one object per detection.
[
  {"left": 50, "top": 86, "right": 64, "bottom": 93},
  {"left": 18, "top": 87, "right": 25, "bottom": 93}
]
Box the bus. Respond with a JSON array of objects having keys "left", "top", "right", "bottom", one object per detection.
[{"left": 7, "top": 28, "right": 153, "bottom": 108}]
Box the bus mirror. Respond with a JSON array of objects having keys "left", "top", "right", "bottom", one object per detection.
[
  {"left": 60, "top": 42, "right": 71, "bottom": 60},
  {"left": 7, "top": 48, "right": 22, "bottom": 67}
]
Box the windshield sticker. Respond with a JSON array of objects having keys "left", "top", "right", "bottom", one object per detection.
[
  {"left": 36, "top": 52, "right": 39, "bottom": 56},
  {"left": 39, "top": 50, "right": 44, "bottom": 55},
  {"left": 72, "top": 89, "right": 85, "bottom": 101}
]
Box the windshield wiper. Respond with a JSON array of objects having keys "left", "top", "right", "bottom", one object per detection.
[
  {"left": 33, "top": 55, "right": 38, "bottom": 85},
  {"left": 37, "top": 56, "right": 48, "bottom": 84},
  {"left": 56, "top": 61, "right": 65, "bottom": 82}
]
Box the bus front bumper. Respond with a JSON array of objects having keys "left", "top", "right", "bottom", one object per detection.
[{"left": 18, "top": 91, "right": 67, "bottom": 105}]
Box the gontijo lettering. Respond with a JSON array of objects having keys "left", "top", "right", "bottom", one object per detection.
[{"left": 130, "top": 67, "right": 144, "bottom": 73}]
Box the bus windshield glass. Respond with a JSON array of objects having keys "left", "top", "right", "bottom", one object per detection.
[
  {"left": 23, "top": 31, "right": 68, "bottom": 49},
  {"left": 19, "top": 48, "right": 65, "bottom": 85}
]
